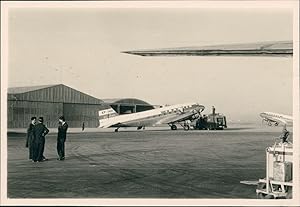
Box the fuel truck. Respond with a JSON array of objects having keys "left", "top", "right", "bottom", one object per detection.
[{"left": 194, "top": 106, "right": 227, "bottom": 130}]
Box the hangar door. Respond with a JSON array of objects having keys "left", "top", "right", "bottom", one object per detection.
[{"left": 63, "top": 103, "right": 104, "bottom": 128}]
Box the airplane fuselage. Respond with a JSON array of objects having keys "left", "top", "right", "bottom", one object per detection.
[
  {"left": 260, "top": 112, "right": 293, "bottom": 126},
  {"left": 99, "top": 103, "right": 204, "bottom": 128}
]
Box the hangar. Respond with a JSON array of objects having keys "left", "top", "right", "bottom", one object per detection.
[
  {"left": 103, "top": 98, "right": 155, "bottom": 114},
  {"left": 7, "top": 84, "right": 155, "bottom": 128},
  {"left": 7, "top": 84, "right": 108, "bottom": 128}
]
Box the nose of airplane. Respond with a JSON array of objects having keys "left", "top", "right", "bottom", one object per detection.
[{"left": 259, "top": 112, "right": 265, "bottom": 118}]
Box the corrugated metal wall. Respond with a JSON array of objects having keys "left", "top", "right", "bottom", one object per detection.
[
  {"left": 7, "top": 100, "right": 63, "bottom": 128},
  {"left": 7, "top": 101, "right": 108, "bottom": 128},
  {"left": 7, "top": 84, "right": 107, "bottom": 128},
  {"left": 63, "top": 103, "right": 107, "bottom": 128}
]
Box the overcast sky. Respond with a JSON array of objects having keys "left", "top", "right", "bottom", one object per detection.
[{"left": 8, "top": 7, "right": 293, "bottom": 122}]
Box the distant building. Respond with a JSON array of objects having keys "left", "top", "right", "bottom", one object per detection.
[{"left": 7, "top": 84, "right": 155, "bottom": 128}]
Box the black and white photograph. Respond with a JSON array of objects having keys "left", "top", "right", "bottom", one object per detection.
[{"left": 1, "top": 1, "right": 299, "bottom": 206}]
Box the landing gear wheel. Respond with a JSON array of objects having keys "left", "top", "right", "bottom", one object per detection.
[
  {"left": 115, "top": 128, "right": 119, "bottom": 132},
  {"left": 171, "top": 125, "right": 177, "bottom": 130},
  {"left": 184, "top": 125, "right": 190, "bottom": 131}
]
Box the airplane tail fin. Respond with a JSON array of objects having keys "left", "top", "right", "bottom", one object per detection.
[{"left": 98, "top": 107, "right": 119, "bottom": 128}]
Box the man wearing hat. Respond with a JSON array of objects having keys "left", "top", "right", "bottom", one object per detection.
[
  {"left": 32, "top": 117, "right": 49, "bottom": 162},
  {"left": 57, "top": 116, "right": 68, "bottom": 160}
]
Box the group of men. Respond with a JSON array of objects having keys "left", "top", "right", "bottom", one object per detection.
[{"left": 26, "top": 116, "right": 68, "bottom": 162}]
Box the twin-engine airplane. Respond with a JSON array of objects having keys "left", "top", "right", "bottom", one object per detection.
[
  {"left": 260, "top": 112, "right": 293, "bottom": 126},
  {"left": 99, "top": 103, "right": 204, "bottom": 132}
]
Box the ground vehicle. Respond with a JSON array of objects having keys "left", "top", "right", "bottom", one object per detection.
[
  {"left": 194, "top": 113, "right": 227, "bottom": 130},
  {"left": 256, "top": 141, "right": 293, "bottom": 199}
]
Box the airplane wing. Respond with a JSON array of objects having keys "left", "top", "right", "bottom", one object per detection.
[
  {"left": 159, "top": 110, "right": 199, "bottom": 125},
  {"left": 123, "top": 41, "right": 293, "bottom": 57}
]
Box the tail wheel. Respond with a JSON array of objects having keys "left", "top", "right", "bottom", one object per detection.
[{"left": 171, "top": 125, "right": 177, "bottom": 130}]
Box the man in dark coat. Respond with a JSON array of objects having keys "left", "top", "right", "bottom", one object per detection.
[
  {"left": 26, "top": 117, "right": 36, "bottom": 160},
  {"left": 32, "top": 117, "right": 49, "bottom": 162},
  {"left": 280, "top": 125, "right": 290, "bottom": 143},
  {"left": 57, "top": 116, "right": 68, "bottom": 160}
]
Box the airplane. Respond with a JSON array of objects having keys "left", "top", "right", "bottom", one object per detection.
[
  {"left": 98, "top": 102, "right": 204, "bottom": 132},
  {"left": 259, "top": 112, "right": 293, "bottom": 126}
]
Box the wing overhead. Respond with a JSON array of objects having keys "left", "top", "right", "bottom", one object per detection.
[{"left": 123, "top": 41, "right": 293, "bottom": 57}]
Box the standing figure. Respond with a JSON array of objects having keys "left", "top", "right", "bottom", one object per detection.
[
  {"left": 26, "top": 117, "right": 36, "bottom": 160},
  {"left": 82, "top": 122, "right": 85, "bottom": 131},
  {"left": 212, "top": 106, "right": 216, "bottom": 115},
  {"left": 280, "top": 125, "right": 290, "bottom": 143},
  {"left": 57, "top": 116, "right": 68, "bottom": 161},
  {"left": 32, "top": 117, "right": 49, "bottom": 162}
]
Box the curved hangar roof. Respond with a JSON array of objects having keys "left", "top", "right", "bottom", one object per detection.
[
  {"left": 103, "top": 98, "right": 153, "bottom": 106},
  {"left": 103, "top": 98, "right": 155, "bottom": 114}
]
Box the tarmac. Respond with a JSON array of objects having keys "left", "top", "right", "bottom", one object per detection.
[{"left": 6, "top": 124, "right": 288, "bottom": 198}]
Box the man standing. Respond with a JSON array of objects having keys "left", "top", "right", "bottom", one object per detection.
[
  {"left": 26, "top": 117, "right": 36, "bottom": 160},
  {"left": 32, "top": 117, "right": 49, "bottom": 162},
  {"left": 280, "top": 125, "right": 290, "bottom": 143},
  {"left": 57, "top": 116, "right": 68, "bottom": 161}
]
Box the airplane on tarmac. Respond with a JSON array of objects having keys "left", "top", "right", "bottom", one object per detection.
[
  {"left": 99, "top": 102, "right": 204, "bottom": 132},
  {"left": 259, "top": 112, "right": 293, "bottom": 126}
]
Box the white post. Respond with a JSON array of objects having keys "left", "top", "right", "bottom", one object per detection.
[{"left": 266, "top": 147, "right": 270, "bottom": 193}]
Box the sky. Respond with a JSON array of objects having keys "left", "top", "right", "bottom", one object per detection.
[{"left": 8, "top": 7, "right": 293, "bottom": 122}]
